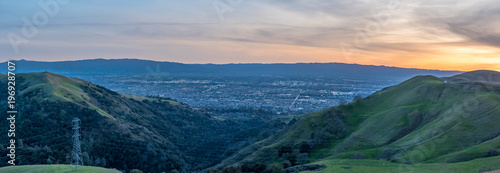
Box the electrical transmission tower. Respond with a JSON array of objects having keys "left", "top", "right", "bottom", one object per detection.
[{"left": 71, "top": 118, "right": 83, "bottom": 171}]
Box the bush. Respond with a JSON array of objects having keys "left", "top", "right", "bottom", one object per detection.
[
  {"left": 130, "top": 169, "right": 144, "bottom": 173},
  {"left": 353, "top": 152, "right": 366, "bottom": 159},
  {"left": 308, "top": 129, "right": 333, "bottom": 149},
  {"left": 296, "top": 153, "right": 309, "bottom": 165},
  {"left": 353, "top": 95, "right": 363, "bottom": 102},
  {"left": 278, "top": 146, "right": 293, "bottom": 157},
  {"left": 377, "top": 148, "right": 396, "bottom": 161},
  {"left": 299, "top": 142, "right": 311, "bottom": 153},
  {"left": 269, "top": 163, "right": 285, "bottom": 173},
  {"left": 484, "top": 148, "right": 499, "bottom": 157},
  {"left": 285, "top": 153, "right": 297, "bottom": 166},
  {"left": 222, "top": 166, "right": 241, "bottom": 173},
  {"left": 282, "top": 160, "right": 292, "bottom": 169},
  {"left": 307, "top": 108, "right": 350, "bottom": 150},
  {"left": 241, "top": 161, "right": 267, "bottom": 173}
]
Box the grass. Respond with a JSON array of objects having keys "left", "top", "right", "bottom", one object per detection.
[
  {"left": 16, "top": 72, "right": 119, "bottom": 118},
  {"left": 304, "top": 156, "right": 500, "bottom": 173},
  {"left": 0, "top": 165, "right": 121, "bottom": 173},
  {"left": 330, "top": 75, "right": 500, "bottom": 163},
  {"left": 242, "top": 73, "right": 500, "bottom": 167}
]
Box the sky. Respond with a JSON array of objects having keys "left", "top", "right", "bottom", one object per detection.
[{"left": 1, "top": 0, "right": 499, "bottom": 71}]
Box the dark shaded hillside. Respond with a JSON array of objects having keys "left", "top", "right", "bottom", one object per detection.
[
  {"left": 211, "top": 70, "right": 500, "bottom": 171},
  {"left": 0, "top": 72, "right": 282, "bottom": 172}
]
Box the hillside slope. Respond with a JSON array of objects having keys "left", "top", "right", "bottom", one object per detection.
[
  {"left": 213, "top": 70, "right": 500, "bottom": 170},
  {"left": 0, "top": 72, "right": 267, "bottom": 172}
]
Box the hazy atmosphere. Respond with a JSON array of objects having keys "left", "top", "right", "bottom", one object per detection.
[
  {"left": 2, "top": 1, "right": 500, "bottom": 173},
  {"left": 1, "top": 0, "right": 499, "bottom": 71}
]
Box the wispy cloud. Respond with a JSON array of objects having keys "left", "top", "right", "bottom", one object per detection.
[{"left": 0, "top": 0, "right": 498, "bottom": 71}]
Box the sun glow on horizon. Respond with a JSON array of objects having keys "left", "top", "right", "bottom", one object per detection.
[{"left": 1, "top": 0, "right": 498, "bottom": 72}]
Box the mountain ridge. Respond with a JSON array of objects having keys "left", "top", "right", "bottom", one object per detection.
[
  {"left": 0, "top": 59, "right": 462, "bottom": 81},
  {"left": 3, "top": 58, "right": 460, "bottom": 71},
  {"left": 210, "top": 70, "right": 500, "bottom": 171},
  {"left": 0, "top": 72, "right": 279, "bottom": 172}
]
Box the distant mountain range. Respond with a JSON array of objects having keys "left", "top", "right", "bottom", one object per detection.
[{"left": 0, "top": 59, "right": 461, "bottom": 80}]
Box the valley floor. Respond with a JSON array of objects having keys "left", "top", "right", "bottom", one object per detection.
[{"left": 304, "top": 156, "right": 500, "bottom": 173}]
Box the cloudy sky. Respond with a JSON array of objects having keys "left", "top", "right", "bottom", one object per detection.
[{"left": 1, "top": 0, "right": 499, "bottom": 71}]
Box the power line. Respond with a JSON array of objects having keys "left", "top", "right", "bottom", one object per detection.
[{"left": 70, "top": 118, "right": 84, "bottom": 171}]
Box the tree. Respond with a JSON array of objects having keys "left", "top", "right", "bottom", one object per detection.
[
  {"left": 353, "top": 153, "right": 366, "bottom": 159},
  {"left": 270, "top": 163, "right": 285, "bottom": 173},
  {"left": 130, "top": 169, "right": 144, "bottom": 173},
  {"left": 484, "top": 148, "right": 499, "bottom": 157},
  {"left": 281, "top": 160, "right": 292, "bottom": 169},
  {"left": 101, "top": 158, "right": 106, "bottom": 167},
  {"left": 308, "top": 129, "right": 333, "bottom": 149},
  {"left": 339, "top": 99, "right": 347, "bottom": 105},
  {"left": 377, "top": 148, "right": 396, "bottom": 161},
  {"left": 241, "top": 161, "right": 267, "bottom": 173},
  {"left": 82, "top": 152, "right": 90, "bottom": 165},
  {"left": 222, "top": 166, "right": 241, "bottom": 173},
  {"left": 278, "top": 146, "right": 293, "bottom": 157},
  {"left": 299, "top": 142, "right": 311, "bottom": 153},
  {"left": 353, "top": 95, "right": 363, "bottom": 102},
  {"left": 296, "top": 153, "right": 309, "bottom": 165},
  {"left": 94, "top": 158, "right": 101, "bottom": 167},
  {"left": 170, "top": 169, "right": 179, "bottom": 173}
]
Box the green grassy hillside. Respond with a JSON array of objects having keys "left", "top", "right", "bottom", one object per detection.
[
  {"left": 0, "top": 165, "right": 120, "bottom": 173},
  {"left": 213, "top": 70, "right": 500, "bottom": 171},
  {"left": 304, "top": 156, "right": 500, "bottom": 173},
  {"left": 0, "top": 72, "right": 271, "bottom": 172}
]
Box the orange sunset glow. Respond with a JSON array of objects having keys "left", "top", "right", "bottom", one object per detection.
[{"left": 1, "top": 0, "right": 499, "bottom": 71}]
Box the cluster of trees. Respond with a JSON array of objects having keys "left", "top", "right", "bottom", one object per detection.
[
  {"left": 306, "top": 108, "right": 350, "bottom": 151},
  {"left": 207, "top": 161, "right": 286, "bottom": 173},
  {"left": 0, "top": 82, "right": 107, "bottom": 166},
  {"left": 146, "top": 95, "right": 177, "bottom": 102},
  {"left": 277, "top": 146, "right": 310, "bottom": 166},
  {"left": 209, "top": 107, "right": 352, "bottom": 172},
  {"left": 0, "top": 75, "right": 288, "bottom": 172}
]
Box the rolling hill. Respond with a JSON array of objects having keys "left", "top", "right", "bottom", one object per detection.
[
  {"left": 212, "top": 70, "right": 500, "bottom": 172},
  {"left": 1, "top": 70, "right": 498, "bottom": 172},
  {"left": 0, "top": 72, "right": 280, "bottom": 172}
]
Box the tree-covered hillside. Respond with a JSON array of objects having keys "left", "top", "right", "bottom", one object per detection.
[{"left": 0, "top": 72, "right": 287, "bottom": 172}]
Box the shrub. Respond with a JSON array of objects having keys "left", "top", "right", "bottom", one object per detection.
[
  {"left": 222, "top": 166, "right": 241, "bottom": 173},
  {"left": 353, "top": 95, "right": 363, "bottom": 102},
  {"left": 130, "top": 169, "right": 144, "bottom": 173},
  {"left": 308, "top": 129, "right": 333, "bottom": 149},
  {"left": 353, "top": 152, "right": 366, "bottom": 159},
  {"left": 241, "top": 161, "right": 267, "bottom": 173},
  {"left": 377, "top": 148, "right": 396, "bottom": 161},
  {"left": 269, "top": 163, "right": 285, "bottom": 173},
  {"left": 299, "top": 142, "right": 311, "bottom": 153},
  {"left": 278, "top": 146, "right": 293, "bottom": 157},
  {"left": 296, "top": 153, "right": 309, "bottom": 165},
  {"left": 282, "top": 160, "right": 292, "bottom": 169},
  {"left": 484, "top": 148, "right": 499, "bottom": 157}
]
